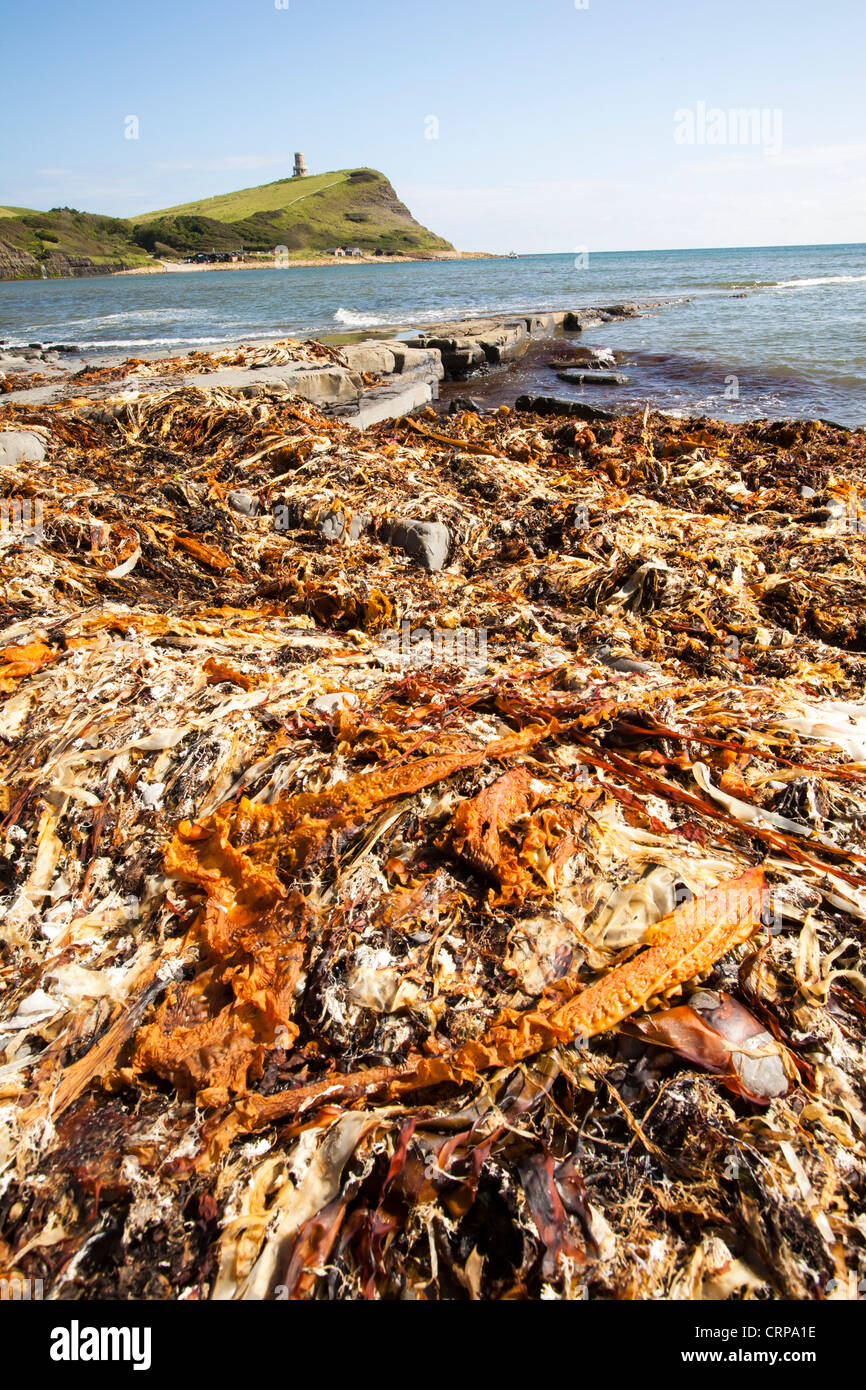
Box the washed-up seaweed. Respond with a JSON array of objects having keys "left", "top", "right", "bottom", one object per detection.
[{"left": 1, "top": 367, "right": 866, "bottom": 1300}]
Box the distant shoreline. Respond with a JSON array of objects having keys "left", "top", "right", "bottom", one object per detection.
[{"left": 117, "top": 250, "right": 494, "bottom": 276}]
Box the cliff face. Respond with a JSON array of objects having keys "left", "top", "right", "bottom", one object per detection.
[
  {"left": 43, "top": 250, "right": 126, "bottom": 278},
  {"left": 0, "top": 240, "right": 38, "bottom": 279},
  {"left": 0, "top": 240, "right": 126, "bottom": 280}
]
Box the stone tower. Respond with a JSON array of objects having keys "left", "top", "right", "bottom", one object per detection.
[{"left": 293, "top": 152, "right": 308, "bottom": 178}]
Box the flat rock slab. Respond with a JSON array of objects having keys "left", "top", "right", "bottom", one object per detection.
[
  {"left": 374, "top": 311, "right": 568, "bottom": 381},
  {"left": 178, "top": 363, "right": 364, "bottom": 406},
  {"left": 340, "top": 376, "right": 436, "bottom": 429},
  {"left": 521, "top": 313, "right": 556, "bottom": 334},
  {"left": 562, "top": 304, "right": 641, "bottom": 331},
  {"left": 378, "top": 342, "right": 445, "bottom": 378},
  {"left": 0, "top": 354, "right": 38, "bottom": 371},
  {"left": 353, "top": 340, "right": 445, "bottom": 380},
  {"left": 408, "top": 318, "right": 530, "bottom": 376},
  {"left": 561, "top": 312, "right": 603, "bottom": 331},
  {"left": 478, "top": 322, "right": 528, "bottom": 364},
  {"left": 556, "top": 370, "right": 628, "bottom": 386},
  {"left": 341, "top": 343, "right": 398, "bottom": 376}
]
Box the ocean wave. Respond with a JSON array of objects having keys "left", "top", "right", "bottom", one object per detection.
[
  {"left": 333, "top": 307, "right": 391, "bottom": 328},
  {"left": 713, "top": 280, "right": 776, "bottom": 290},
  {"left": 773, "top": 274, "right": 866, "bottom": 289},
  {"left": 60, "top": 335, "right": 251, "bottom": 350},
  {"left": 63, "top": 308, "right": 203, "bottom": 329}
]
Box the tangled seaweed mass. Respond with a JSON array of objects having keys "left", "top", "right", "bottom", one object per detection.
[{"left": 1, "top": 362, "right": 866, "bottom": 1299}]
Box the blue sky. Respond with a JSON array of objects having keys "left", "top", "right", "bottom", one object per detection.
[{"left": 2, "top": 0, "right": 864, "bottom": 252}]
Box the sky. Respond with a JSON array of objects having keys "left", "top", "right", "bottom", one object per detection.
[{"left": 2, "top": 0, "right": 865, "bottom": 253}]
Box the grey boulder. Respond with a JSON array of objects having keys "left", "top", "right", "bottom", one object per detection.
[
  {"left": 597, "top": 646, "right": 653, "bottom": 674},
  {"left": 381, "top": 518, "right": 451, "bottom": 572},
  {"left": 227, "top": 489, "right": 259, "bottom": 517},
  {"left": 317, "top": 509, "right": 370, "bottom": 542},
  {"left": 0, "top": 429, "right": 47, "bottom": 466}
]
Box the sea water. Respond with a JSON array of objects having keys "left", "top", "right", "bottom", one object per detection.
[{"left": 1, "top": 244, "right": 864, "bottom": 425}]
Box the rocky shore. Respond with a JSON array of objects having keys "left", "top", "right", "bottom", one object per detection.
[
  {"left": 0, "top": 302, "right": 645, "bottom": 429},
  {"left": 407, "top": 304, "right": 640, "bottom": 378}
]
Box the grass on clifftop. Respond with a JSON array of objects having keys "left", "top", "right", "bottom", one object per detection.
[
  {"left": 139, "top": 170, "right": 354, "bottom": 222},
  {"left": 135, "top": 167, "right": 454, "bottom": 256}
]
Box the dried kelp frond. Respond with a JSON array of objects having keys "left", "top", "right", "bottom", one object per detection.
[{"left": 1, "top": 361, "right": 866, "bottom": 1300}]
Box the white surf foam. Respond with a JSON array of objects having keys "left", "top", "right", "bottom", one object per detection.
[
  {"left": 333, "top": 307, "right": 390, "bottom": 328},
  {"left": 773, "top": 274, "right": 866, "bottom": 289}
]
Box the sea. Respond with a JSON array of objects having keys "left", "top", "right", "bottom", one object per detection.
[{"left": 1, "top": 244, "right": 864, "bottom": 426}]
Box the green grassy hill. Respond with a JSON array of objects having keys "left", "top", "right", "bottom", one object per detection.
[
  {"left": 135, "top": 168, "right": 453, "bottom": 257},
  {"left": 0, "top": 168, "right": 454, "bottom": 278},
  {"left": 0, "top": 206, "right": 153, "bottom": 278}
]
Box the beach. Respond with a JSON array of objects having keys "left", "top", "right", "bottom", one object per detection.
[
  {"left": 2, "top": 242, "right": 866, "bottom": 1310},
  {"left": 2, "top": 329, "right": 865, "bottom": 1298},
  {"left": 117, "top": 248, "right": 493, "bottom": 274}
]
